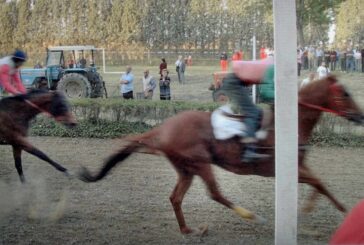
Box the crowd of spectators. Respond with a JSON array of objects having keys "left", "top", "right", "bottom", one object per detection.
[{"left": 298, "top": 46, "right": 364, "bottom": 73}]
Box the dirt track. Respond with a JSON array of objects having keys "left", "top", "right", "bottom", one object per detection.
[{"left": 0, "top": 137, "right": 363, "bottom": 245}]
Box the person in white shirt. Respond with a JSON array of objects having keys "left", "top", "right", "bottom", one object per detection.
[
  {"left": 141, "top": 69, "right": 156, "bottom": 99},
  {"left": 316, "top": 62, "right": 330, "bottom": 79}
]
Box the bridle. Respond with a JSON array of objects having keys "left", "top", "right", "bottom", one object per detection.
[{"left": 298, "top": 83, "right": 346, "bottom": 116}]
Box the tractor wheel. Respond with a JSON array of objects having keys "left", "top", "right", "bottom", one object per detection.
[{"left": 58, "top": 73, "right": 91, "bottom": 98}]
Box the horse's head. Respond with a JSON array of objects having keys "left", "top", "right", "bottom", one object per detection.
[
  {"left": 324, "top": 75, "right": 363, "bottom": 124},
  {"left": 48, "top": 91, "right": 77, "bottom": 128},
  {"left": 299, "top": 75, "right": 364, "bottom": 125},
  {"left": 24, "top": 90, "right": 77, "bottom": 128}
]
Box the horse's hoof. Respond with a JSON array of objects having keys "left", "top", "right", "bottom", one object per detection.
[
  {"left": 20, "top": 175, "right": 26, "bottom": 184},
  {"left": 63, "top": 170, "right": 72, "bottom": 179},
  {"left": 253, "top": 214, "right": 267, "bottom": 224},
  {"left": 197, "top": 224, "right": 208, "bottom": 236},
  {"left": 180, "top": 226, "right": 194, "bottom": 234}
]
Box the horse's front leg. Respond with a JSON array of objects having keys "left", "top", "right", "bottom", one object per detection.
[
  {"left": 12, "top": 146, "right": 25, "bottom": 183},
  {"left": 15, "top": 137, "right": 69, "bottom": 176},
  {"left": 197, "top": 164, "right": 266, "bottom": 223},
  {"left": 299, "top": 165, "right": 346, "bottom": 213}
]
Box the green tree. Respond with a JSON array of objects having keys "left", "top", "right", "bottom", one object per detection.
[
  {"left": 336, "top": 0, "right": 364, "bottom": 46},
  {"left": 0, "top": 1, "right": 17, "bottom": 52},
  {"left": 296, "top": 0, "right": 343, "bottom": 46},
  {"left": 14, "top": 0, "right": 32, "bottom": 48}
]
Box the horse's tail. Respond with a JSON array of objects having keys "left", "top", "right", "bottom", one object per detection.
[{"left": 79, "top": 141, "right": 141, "bottom": 182}]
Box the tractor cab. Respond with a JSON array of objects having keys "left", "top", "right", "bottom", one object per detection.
[{"left": 20, "top": 46, "right": 106, "bottom": 98}]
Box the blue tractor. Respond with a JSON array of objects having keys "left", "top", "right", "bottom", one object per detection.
[{"left": 20, "top": 46, "right": 107, "bottom": 98}]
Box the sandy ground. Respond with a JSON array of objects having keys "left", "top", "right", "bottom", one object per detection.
[{"left": 1, "top": 137, "right": 363, "bottom": 245}]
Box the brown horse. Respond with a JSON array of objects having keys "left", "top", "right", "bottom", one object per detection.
[
  {"left": 79, "top": 75, "right": 363, "bottom": 234},
  {"left": 0, "top": 90, "right": 77, "bottom": 183}
]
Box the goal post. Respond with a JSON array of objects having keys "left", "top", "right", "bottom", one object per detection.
[{"left": 273, "top": 0, "right": 299, "bottom": 244}]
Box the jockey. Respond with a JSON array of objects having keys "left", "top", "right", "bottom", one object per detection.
[
  {"left": 0, "top": 50, "right": 27, "bottom": 96},
  {"left": 219, "top": 58, "right": 274, "bottom": 162}
]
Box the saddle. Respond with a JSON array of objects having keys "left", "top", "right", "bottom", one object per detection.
[{"left": 211, "top": 104, "right": 273, "bottom": 141}]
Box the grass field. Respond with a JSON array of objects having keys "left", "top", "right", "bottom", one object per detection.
[{"left": 100, "top": 65, "right": 364, "bottom": 106}]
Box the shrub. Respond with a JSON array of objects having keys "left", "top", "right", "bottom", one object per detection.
[{"left": 29, "top": 99, "right": 363, "bottom": 147}]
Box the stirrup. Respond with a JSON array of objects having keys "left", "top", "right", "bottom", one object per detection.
[{"left": 241, "top": 149, "right": 270, "bottom": 163}]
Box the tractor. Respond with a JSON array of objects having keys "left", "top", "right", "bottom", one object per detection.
[{"left": 20, "top": 46, "right": 107, "bottom": 98}]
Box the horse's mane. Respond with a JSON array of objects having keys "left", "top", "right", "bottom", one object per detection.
[{"left": 299, "top": 74, "right": 338, "bottom": 97}]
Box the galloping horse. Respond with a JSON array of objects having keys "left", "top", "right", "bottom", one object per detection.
[
  {"left": 80, "top": 75, "right": 363, "bottom": 234},
  {"left": 0, "top": 90, "right": 77, "bottom": 183}
]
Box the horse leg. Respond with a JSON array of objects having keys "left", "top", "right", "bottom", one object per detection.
[
  {"left": 169, "top": 173, "right": 194, "bottom": 234},
  {"left": 15, "top": 138, "right": 68, "bottom": 175},
  {"left": 197, "top": 164, "right": 265, "bottom": 223},
  {"left": 299, "top": 165, "right": 346, "bottom": 213},
  {"left": 12, "top": 146, "right": 25, "bottom": 183}
]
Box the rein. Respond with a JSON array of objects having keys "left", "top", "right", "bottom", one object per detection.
[
  {"left": 298, "top": 83, "right": 345, "bottom": 116},
  {"left": 298, "top": 100, "right": 344, "bottom": 116},
  {"left": 24, "top": 99, "right": 52, "bottom": 118}
]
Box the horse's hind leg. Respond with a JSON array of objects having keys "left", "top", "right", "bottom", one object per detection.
[
  {"left": 299, "top": 165, "right": 346, "bottom": 213},
  {"left": 169, "top": 173, "right": 194, "bottom": 234},
  {"left": 12, "top": 146, "right": 25, "bottom": 183},
  {"left": 197, "top": 164, "right": 265, "bottom": 223}
]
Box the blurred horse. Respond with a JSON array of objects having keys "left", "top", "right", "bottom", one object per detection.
[
  {"left": 80, "top": 75, "right": 363, "bottom": 234},
  {"left": 0, "top": 90, "right": 77, "bottom": 183}
]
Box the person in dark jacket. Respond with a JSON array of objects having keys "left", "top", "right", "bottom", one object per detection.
[
  {"left": 159, "top": 58, "right": 167, "bottom": 76},
  {"left": 159, "top": 69, "right": 171, "bottom": 100}
]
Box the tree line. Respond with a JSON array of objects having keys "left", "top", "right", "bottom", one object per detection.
[{"left": 0, "top": 0, "right": 361, "bottom": 57}]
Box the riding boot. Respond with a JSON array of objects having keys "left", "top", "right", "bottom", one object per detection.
[{"left": 241, "top": 142, "right": 270, "bottom": 163}]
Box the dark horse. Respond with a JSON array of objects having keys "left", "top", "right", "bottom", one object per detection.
[
  {"left": 80, "top": 75, "right": 363, "bottom": 234},
  {"left": 0, "top": 90, "right": 77, "bottom": 183}
]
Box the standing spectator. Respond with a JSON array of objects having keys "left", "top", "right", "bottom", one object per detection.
[
  {"left": 187, "top": 55, "right": 193, "bottom": 66},
  {"left": 346, "top": 48, "right": 355, "bottom": 72},
  {"left": 159, "top": 69, "right": 171, "bottom": 100},
  {"left": 324, "top": 49, "right": 331, "bottom": 65},
  {"left": 259, "top": 46, "right": 267, "bottom": 59},
  {"left": 315, "top": 47, "right": 323, "bottom": 67},
  {"left": 120, "top": 65, "right": 134, "bottom": 99},
  {"left": 354, "top": 49, "right": 361, "bottom": 72},
  {"left": 179, "top": 58, "right": 187, "bottom": 84},
  {"left": 220, "top": 51, "right": 228, "bottom": 71},
  {"left": 159, "top": 58, "right": 167, "bottom": 76},
  {"left": 308, "top": 46, "right": 315, "bottom": 71},
  {"left": 297, "top": 49, "right": 302, "bottom": 76},
  {"left": 141, "top": 69, "right": 156, "bottom": 99},
  {"left": 317, "top": 62, "right": 330, "bottom": 79},
  {"left": 232, "top": 50, "right": 243, "bottom": 61},
  {"left": 340, "top": 49, "right": 347, "bottom": 72},
  {"left": 361, "top": 48, "right": 364, "bottom": 72},
  {"left": 175, "top": 55, "right": 183, "bottom": 83},
  {"left": 329, "top": 49, "right": 337, "bottom": 71},
  {"left": 303, "top": 48, "right": 309, "bottom": 70}
]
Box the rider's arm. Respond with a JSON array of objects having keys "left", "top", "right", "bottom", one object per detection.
[
  {"left": 12, "top": 71, "right": 26, "bottom": 94},
  {"left": 0, "top": 65, "right": 21, "bottom": 95}
]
